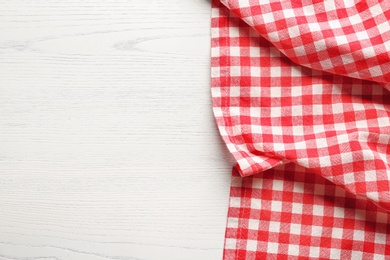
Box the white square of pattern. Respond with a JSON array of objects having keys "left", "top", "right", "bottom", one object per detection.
[
  {"left": 249, "top": 107, "right": 260, "bottom": 117},
  {"left": 340, "top": 53, "right": 354, "bottom": 65},
  {"left": 311, "top": 84, "right": 323, "bottom": 94},
  {"left": 267, "top": 242, "right": 279, "bottom": 254},
  {"left": 315, "top": 138, "right": 328, "bottom": 148},
  {"left": 230, "top": 66, "right": 241, "bottom": 76},
  {"left": 312, "top": 205, "right": 324, "bottom": 216},
  {"left": 246, "top": 239, "right": 258, "bottom": 252},
  {"left": 351, "top": 251, "right": 363, "bottom": 259},
  {"left": 313, "top": 125, "right": 325, "bottom": 133},
  {"left": 251, "top": 125, "right": 262, "bottom": 134},
  {"left": 369, "top": 65, "right": 383, "bottom": 77},
  {"left": 269, "top": 221, "right": 280, "bottom": 232},
  {"left": 331, "top": 102, "right": 344, "bottom": 113},
  {"left": 293, "top": 45, "right": 305, "bottom": 55},
  {"left": 356, "top": 30, "right": 369, "bottom": 40},
  {"left": 344, "top": 0, "right": 355, "bottom": 8},
  {"left": 230, "top": 197, "right": 241, "bottom": 208},
  {"left": 309, "top": 247, "right": 320, "bottom": 258},
  {"left": 330, "top": 249, "right": 341, "bottom": 259},
  {"left": 237, "top": 158, "right": 251, "bottom": 170},
  {"left": 291, "top": 66, "right": 302, "bottom": 76},
  {"left": 250, "top": 86, "right": 261, "bottom": 97},
  {"left": 355, "top": 119, "right": 368, "bottom": 129},
  {"left": 308, "top": 22, "right": 321, "bottom": 32},
  {"left": 335, "top": 35, "right": 349, "bottom": 45},
  {"left": 291, "top": 202, "right": 303, "bottom": 214},
  {"left": 252, "top": 178, "right": 263, "bottom": 189},
  {"left": 302, "top": 5, "right": 315, "bottom": 16},
  {"left": 291, "top": 105, "right": 303, "bottom": 116},
  {"left": 230, "top": 47, "right": 240, "bottom": 56},
  {"left": 211, "top": 27, "right": 220, "bottom": 37},
  {"left": 251, "top": 198, "right": 261, "bottom": 209},
  {"left": 353, "top": 230, "right": 365, "bottom": 241},
  {"left": 312, "top": 104, "right": 323, "bottom": 115},
  {"left": 333, "top": 207, "right": 345, "bottom": 218},
  {"left": 377, "top": 21, "right": 390, "bottom": 34},
  {"left": 271, "top": 201, "right": 283, "bottom": 212},
  {"left": 270, "top": 66, "right": 282, "bottom": 77},
  {"left": 232, "top": 125, "right": 242, "bottom": 135},
  {"left": 250, "top": 67, "right": 261, "bottom": 77},
  {"left": 373, "top": 254, "right": 385, "bottom": 260},
  {"left": 328, "top": 19, "right": 342, "bottom": 29},
  {"left": 282, "top": 8, "right": 295, "bottom": 19},
  {"left": 332, "top": 227, "right": 344, "bottom": 239},
  {"left": 272, "top": 179, "right": 284, "bottom": 191},
  {"left": 324, "top": 0, "right": 337, "bottom": 12},
  {"left": 273, "top": 142, "right": 285, "bottom": 151},
  {"left": 292, "top": 125, "right": 304, "bottom": 135},
  {"left": 313, "top": 39, "right": 327, "bottom": 52},
  {"left": 364, "top": 170, "right": 377, "bottom": 182},
  {"left": 367, "top": 191, "right": 379, "bottom": 202},
  {"left": 249, "top": 46, "right": 260, "bottom": 56},
  {"left": 268, "top": 31, "right": 280, "bottom": 42},
  {"left": 294, "top": 141, "right": 307, "bottom": 150},
  {"left": 237, "top": 0, "right": 250, "bottom": 8},
  {"left": 290, "top": 223, "right": 301, "bottom": 235},
  {"left": 211, "top": 67, "right": 220, "bottom": 78},
  {"left": 212, "top": 107, "right": 222, "bottom": 117},
  {"left": 340, "top": 152, "right": 353, "bottom": 164},
  {"left": 225, "top": 238, "right": 237, "bottom": 249},
  {"left": 311, "top": 225, "right": 322, "bottom": 237},
  {"left": 243, "top": 16, "right": 255, "bottom": 26},
  {"left": 262, "top": 12, "right": 275, "bottom": 23},
  {"left": 229, "top": 87, "right": 240, "bottom": 97},
  {"left": 227, "top": 217, "right": 239, "bottom": 228},
  {"left": 272, "top": 126, "right": 283, "bottom": 135},
  {"left": 292, "top": 182, "right": 304, "bottom": 193},
  {"left": 248, "top": 219, "right": 260, "bottom": 230},
  {"left": 320, "top": 156, "right": 332, "bottom": 167},
  {"left": 352, "top": 102, "right": 366, "bottom": 111},
  {"left": 270, "top": 86, "right": 282, "bottom": 97},
  {"left": 288, "top": 244, "right": 300, "bottom": 256},
  {"left": 348, "top": 13, "right": 363, "bottom": 25},
  {"left": 229, "top": 27, "right": 240, "bottom": 37},
  {"left": 211, "top": 46, "right": 220, "bottom": 56},
  {"left": 297, "top": 157, "right": 310, "bottom": 167},
  {"left": 342, "top": 173, "right": 355, "bottom": 185},
  {"left": 288, "top": 25, "right": 301, "bottom": 38},
  {"left": 319, "top": 58, "right": 333, "bottom": 69},
  {"left": 375, "top": 232, "right": 387, "bottom": 244}
]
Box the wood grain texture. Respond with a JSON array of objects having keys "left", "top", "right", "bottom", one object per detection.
[{"left": 0, "top": 1, "right": 235, "bottom": 259}]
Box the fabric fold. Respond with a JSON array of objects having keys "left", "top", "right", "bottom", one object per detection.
[
  {"left": 212, "top": 1, "right": 390, "bottom": 257},
  {"left": 211, "top": 0, "right": 390, "bottom": 212},
  {"left": 220, "top": 0, "right": 390, "bottom": 86}
]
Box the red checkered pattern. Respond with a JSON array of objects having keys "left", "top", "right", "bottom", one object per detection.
[
  {"left": 221, "top": 0, "right": 390, "bottom": 87},
  {"left": 210, "top": 0, "right": 390, "bottom": 258},
  {"left": 225, "top": 165, "right": 390, "bottom": 259}
]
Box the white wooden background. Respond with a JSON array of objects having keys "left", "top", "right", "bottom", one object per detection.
[{"left": 0, "top": 1, "right": 235, "bottom": 259}]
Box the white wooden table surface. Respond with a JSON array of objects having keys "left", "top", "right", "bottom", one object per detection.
[{"left": 0, "top": 1, "right": 235, "bottom": 259}]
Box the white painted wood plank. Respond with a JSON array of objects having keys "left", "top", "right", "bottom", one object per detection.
[{"left": 0, "top": 1, "right": 234, "bottom": 259}]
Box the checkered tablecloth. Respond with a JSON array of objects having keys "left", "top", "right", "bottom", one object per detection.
[{"left": 211, "top": 0, "right": 390, "bottom": 258}]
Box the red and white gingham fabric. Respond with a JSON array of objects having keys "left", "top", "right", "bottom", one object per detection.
[
  {"left": 210, "top": 0, "right": 390, "bottom": 258},
  {"left": 225, "top": 164, "right": 390, "bottom": 259}
]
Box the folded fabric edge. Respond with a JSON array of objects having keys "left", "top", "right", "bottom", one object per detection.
[{"left": 219, "top": 0, "right": 390, "bottom": 87}]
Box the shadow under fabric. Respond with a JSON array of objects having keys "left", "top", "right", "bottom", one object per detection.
[{"left": 210, "top": 0, "right": 390, "bottom": 258}]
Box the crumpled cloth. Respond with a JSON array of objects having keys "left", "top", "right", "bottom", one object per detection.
[{"left": 211, "top": 0, "right": 390, "bottom": 258}]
